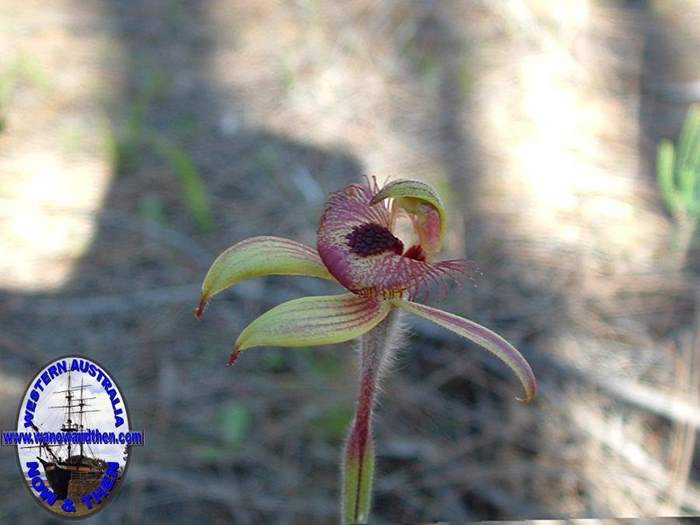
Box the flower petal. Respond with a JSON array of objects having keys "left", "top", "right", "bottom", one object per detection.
[
  {"left": 392, "top": 299, "right": 537, "bottom": 402},
  {"left": 317, "top": 182, "right": 465, "bottom": 298},
  {"left": 196, "top": 236, "right": 334, "bottom": 319},
  {"left": 233, "top": 293, "right": 392, "bottom": 355},
  {"left": 369, "top": 179, "right": 447, "bottom": 256}
]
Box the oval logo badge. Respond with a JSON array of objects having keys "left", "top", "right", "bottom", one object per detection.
[{"left": 8, "top": 355, "right": 141, "bottom": 518}]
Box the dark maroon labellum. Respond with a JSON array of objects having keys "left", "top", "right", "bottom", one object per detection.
[{"left": 346, "top": 223, "right": 404, "bottom": 257}]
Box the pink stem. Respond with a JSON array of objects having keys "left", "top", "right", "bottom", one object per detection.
[
  {"left": 345, "top": 354, "right": 379, "bottom": 517},
  {"left": 343, "top": 308, "right": 400, "bottom": 522}
]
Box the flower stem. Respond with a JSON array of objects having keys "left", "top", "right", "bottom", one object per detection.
[{"left": 341, "top": 308, "right": 400, "bottom": 524}]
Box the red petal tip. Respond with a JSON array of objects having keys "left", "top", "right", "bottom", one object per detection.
[
  {"left": 194, "top": 297, "right": 208, "bottom": 320},
  {"left": 226, "top": 347, "right": 241, "bottom": 367}
]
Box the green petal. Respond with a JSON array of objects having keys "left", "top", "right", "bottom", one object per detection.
[
  {"left": 196, "top": 236, "right": 334, "bottom": 318},
  {"left": 235, "top": 293, "right": 392, "bottom": 353},
  {"left": 392, "top": 299, "right": 537, "bottom": 402},
  {"left": 369, "top": 179, "right": 447, "bottom": 255}
]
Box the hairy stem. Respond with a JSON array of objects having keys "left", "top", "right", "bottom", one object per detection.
[{"left": 341, "top": 308, "right": 401, "bottom": 524}]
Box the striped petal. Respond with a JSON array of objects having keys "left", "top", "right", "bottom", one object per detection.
[
  {"left": 229, "top": 293, "right": 392, "bottom": 364},
  {"left": 392, "top": 299, "right": 537, "bottom": 402},
  {"left": 196, "top": 236, "right": 334, "bottom": 319},
  {"left": 317, "top": 182, "right": 465, "bottom": 298},
  {"left": 370, "top": 179, "right": 447, "bottom": 256}
]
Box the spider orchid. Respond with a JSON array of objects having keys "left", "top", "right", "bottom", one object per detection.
[{"left": 195, "top": 178, "right": 536, "bottom": 524}]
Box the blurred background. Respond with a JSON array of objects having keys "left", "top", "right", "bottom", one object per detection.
[{"left": 1, "top": 0, "right": 700, "bottom": 523}]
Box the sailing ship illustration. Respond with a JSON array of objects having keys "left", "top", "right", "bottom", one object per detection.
[{"left": 24, "top": 371, "right": 114, "bottom": 500}]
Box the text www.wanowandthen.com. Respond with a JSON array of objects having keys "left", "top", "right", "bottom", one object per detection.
[{"left": 1, "top": 429, "right": 144, "bottom": 446}]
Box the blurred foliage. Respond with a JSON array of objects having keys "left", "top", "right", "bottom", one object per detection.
[
  {"left": 299, "top": 348, "right": 346, "bottom": 380},
  {"left": 192, "top": 402, "right": 252, "bottom": 462},
  {"left": 109, "top": 70, "right": 168, "bottom": 174},
  {"left": 278, "top": 57, "right": 295, "bottom": 93},
  {"left": 309, "top": 404, "right": 354, "bottom": 443},
  {"left": 220, "top": 401, "right": 252, "bottom": 447},
  {"left": 399, "top": 28, "right": 441, "bottom": 89},
  {"left": 657, "top": 104, "right": 700, "bottom": 226},
  {"left": 107, "top": 69, "right": 214, "bottom": 233},
  {"left": 0, "top": 54, "right": 48, "bottom": 133},
  {"left": 260, "top": 348, "right": 292, "bottom": 373},
  {"left": 153, "top": 136, "right": 215, "bottom": 234},
  {"left": 139, "top": 194, "right": 167, "bottom": 225}
]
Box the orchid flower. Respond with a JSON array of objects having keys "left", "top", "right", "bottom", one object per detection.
[{"left": 195, "top": 178, "right": 536, "bottom": 524}]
